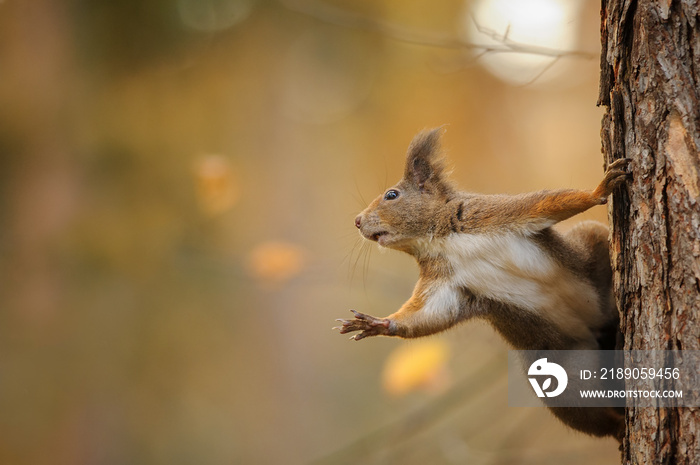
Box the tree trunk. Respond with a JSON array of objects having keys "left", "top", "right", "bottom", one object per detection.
[{"left": 599, "top": 0, "right": 700, "bottom": 463}]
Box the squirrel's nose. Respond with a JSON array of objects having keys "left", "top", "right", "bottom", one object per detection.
[{"left": 355, "top": 215, "right": 362, "bottom": 229}]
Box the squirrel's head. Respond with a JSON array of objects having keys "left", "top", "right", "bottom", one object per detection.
[{"left": 355, "top": 128, "right": 455, "bottom": 255}]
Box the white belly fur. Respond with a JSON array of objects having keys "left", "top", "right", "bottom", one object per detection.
[{"left": 429, "top": 232, "right": 605, "bottom": 343}]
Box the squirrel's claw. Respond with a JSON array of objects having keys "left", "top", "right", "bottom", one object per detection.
[
  {"left": 607, "top": 157, "right": 631, "bottom": 171},
  {"left": 334, "top": 310, "right": 391, "bottom": 340},
  {"left": 594, "top": 158, "right": 632, "bottom": 202}
]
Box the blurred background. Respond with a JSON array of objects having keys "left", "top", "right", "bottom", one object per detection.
[{"left": 0, "top": 0, "right": 620, "bottom": 463}]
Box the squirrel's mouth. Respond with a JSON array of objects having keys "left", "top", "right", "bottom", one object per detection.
[
  {"left": 359, "top": 227, "right": 393, "bottom": 246},
  {"left": 370, "top": 231, "right": 388, "bottom": 242},
  {"left": 360, "top": 229, "right": 390, "bottom": 243}
]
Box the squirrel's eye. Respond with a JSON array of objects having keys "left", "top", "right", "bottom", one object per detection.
[{"left": 384, "top": 189, "right": 399, "bottom": 201}]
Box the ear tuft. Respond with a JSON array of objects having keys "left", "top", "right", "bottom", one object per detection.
[{"left": 403, "top": 127, "right": 449, "bottom": 191}]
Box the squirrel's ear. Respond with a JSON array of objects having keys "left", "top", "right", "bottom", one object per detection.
[{"left": 403, "top": 127, "right": 448, "bottom": 191}]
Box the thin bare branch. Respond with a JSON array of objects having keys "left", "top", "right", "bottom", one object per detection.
[
  {"left": 515, "top": 56, "right": 562, "bottom": 87},
  {"left": 470, "top": 17, "right": 595, "bottom": 59},
  {"left": 278, "top": 0, "right": 596, "bottom": 60}
]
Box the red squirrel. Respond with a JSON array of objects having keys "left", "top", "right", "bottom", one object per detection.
[{"left": 335, "top": 128, "right": 630, "bottom": 440}]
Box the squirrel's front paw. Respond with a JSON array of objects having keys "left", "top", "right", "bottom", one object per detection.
[
  {"left": 594, "top": 158, "right": 631, "bottom": 203},
  {"left": 334, "top": 310, "right": 393, "bottom": 341}
]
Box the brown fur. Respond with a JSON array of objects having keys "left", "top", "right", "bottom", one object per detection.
[{"left": 336, "top": 128, "right": 630, "bottom": 441}]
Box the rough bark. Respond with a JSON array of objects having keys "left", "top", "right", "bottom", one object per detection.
[{"left": 599, "top": 0, "right": 700, "bottom": 463}]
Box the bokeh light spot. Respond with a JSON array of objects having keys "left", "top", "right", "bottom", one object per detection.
[
  {"left": 194, "top": 155, "right": 240, "bottom": 216},
  {"left": 465, "top": 0, "right": 585, "bottom": 86},
  {"left": 382, "top": 339, "right": 451, "bottom": 396},
  {"left": 178, "top": 0, "right": 255, "bottom": 33},
  {"left": 247, "top": 241, "right": 306, "bottom": 285}
]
